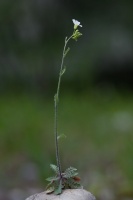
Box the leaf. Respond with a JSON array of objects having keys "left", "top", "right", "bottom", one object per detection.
[
  {"left": 65, "top": 177, "right": 81, "bottom": 189},
  {"left": 60, "top": 67, "right": 66, "bottom": 76},
  {"left": 50, "top": 164, "right": 59, "bottom": 174},
  {"left": 69, "top": 167, "right": 77, "bottom": 171},
  {"left": 57, "top": 134, "right": 66, "bottom": 140},
  {"left": 73, "top": 176, "right": 81, "bottom": 182},
  {"left": 46, "top": 186, "right": 55, "bottom": 194},
  {"left": 63, "top": 167, "right": 78, "bottom": 178},
  {"left": 54, "top": 180, "right": 62, "bottom": 195},
  {"left": 64, "top": 47, "right": 70, "bottom": 57},
  {"left": 46, "top": 181, "right": 53, "bottom": 190},
  {"left": 46, "top": 176, "right": 59, "bottom": 182}
]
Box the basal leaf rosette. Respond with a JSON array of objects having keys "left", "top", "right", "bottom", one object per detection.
[{"left": 46, "top": 164, "right": 82, "bottom": 195}]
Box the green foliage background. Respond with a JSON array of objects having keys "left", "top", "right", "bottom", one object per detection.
[{"left": 1, "top": 92, "right": 133, "bottom": 199}]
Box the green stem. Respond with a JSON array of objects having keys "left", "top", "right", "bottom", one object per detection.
[{"left": 54, "top": 35, "right": 72, "bottom": 178}]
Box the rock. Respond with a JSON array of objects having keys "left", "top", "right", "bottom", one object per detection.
[{"left": 25, "top": 189, "right": 96, "bottom": 200}]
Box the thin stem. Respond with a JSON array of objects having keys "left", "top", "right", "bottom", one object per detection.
[
  {"left": 54, "top": 99, "right": 61, "bottom": 176},
  {"left": 57, "top": 36, "right": 72, "bottom": 97},
  {"left": 54, "top": 35, "right": 72, "bottom": 178}
]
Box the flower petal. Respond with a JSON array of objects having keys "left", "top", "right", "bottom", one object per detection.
[{"left": 72, "top": 19, "right": 82, "bottom": 27}]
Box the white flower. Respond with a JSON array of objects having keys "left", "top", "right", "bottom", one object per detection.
[{"left": 72, "top": 19, "right": 82, "bottom": 29}]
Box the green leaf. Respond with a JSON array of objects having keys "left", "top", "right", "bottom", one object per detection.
[
  {"left": 64, "top": 47, "right": 70, "bottom": 57},
  {"left": 69, "top": 167, "right": 77, "bottom": 171},
  {"left": 63, "top": 167, "right": 78, "bottom": 178},
  {"left": 46, "top": 176, "right": 59, "bottom": 182},
  {"left": 57, "top": 134, "right": 66, "bottom": 140},
  {"left": 46, "top": 181, "right": 53, "bottom": 190},
  {"left": 65, "top": 178, "right": 81, "bottom": 189},
  {"left": 54, "top": 180, "right": 62, "bottom": 195},
  {"left": 46, "top": 186, "right": 55, "bottom": 194},
  {"left": 60, "top": 66, "right": 66, "bottom": 76},
  {"left": 50, "top": 164, "right": 59, "bottom": 174}
]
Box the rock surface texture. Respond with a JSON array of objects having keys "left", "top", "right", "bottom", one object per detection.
[{"left": 25, "top": 189, "right": 96, "bottom": 200}]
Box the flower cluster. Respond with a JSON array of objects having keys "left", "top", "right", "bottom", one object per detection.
[{"left": 72, "top": 19, "right": 82, "bottom": 41}]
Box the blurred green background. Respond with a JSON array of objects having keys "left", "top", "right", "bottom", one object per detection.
[{"left": 1, "top": 0, "right": 133, "bottom": 200}]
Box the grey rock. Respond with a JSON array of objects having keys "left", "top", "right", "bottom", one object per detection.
[{"left": 25, "top": 189, "right": 96, "bottom": 200}]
